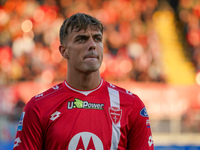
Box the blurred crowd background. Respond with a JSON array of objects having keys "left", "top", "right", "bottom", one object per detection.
[
  {"left": 1, "top": 0, "right": 200, "bottom": 84},
  {"left": 0, "top": 0, "right": 200, "bottom": 149},
  {"left": 0, "top": 0, "right": 165, "bottom": 84}
]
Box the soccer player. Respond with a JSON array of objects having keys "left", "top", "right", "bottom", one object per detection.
[{"left": 13, "top": 13, "right": 154, "bottom": 150}]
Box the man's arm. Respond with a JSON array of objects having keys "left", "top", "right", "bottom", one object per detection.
[
  {"left": 13, "top": 99, "right": 43, "bottom": 149},
  {"left": 127, "top": 96, "right": 154, "bottom": 150}
]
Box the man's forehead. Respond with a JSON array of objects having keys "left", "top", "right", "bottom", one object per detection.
[
  {"left": 67, "top": 29, "right": 102, "bottom": 40},
  {"left": 71, "top": 28, "right": 102, "bottom": 35}
]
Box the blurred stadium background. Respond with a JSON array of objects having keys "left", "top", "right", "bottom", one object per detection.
[{"left": 0, "top": 0, "right": 200, "bottom": 149}]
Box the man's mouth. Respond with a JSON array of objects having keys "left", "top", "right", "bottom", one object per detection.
[{"left": 84, "top": 54, "right": 99, "bottom": 60}]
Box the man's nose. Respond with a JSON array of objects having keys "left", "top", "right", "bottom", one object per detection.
[{"left": 88, "top": 38, "right": 96, "bottom": 50}]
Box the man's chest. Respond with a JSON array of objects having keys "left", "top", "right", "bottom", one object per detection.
[{"left": 41, "top": 90, "right": 131, "bottom": 149}]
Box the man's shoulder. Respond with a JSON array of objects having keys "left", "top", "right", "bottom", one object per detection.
[
  {"left": 104, "top": 81, "right": 144, "bottom": 110},
  {"left": 30, "top": 82, "right": 65, "bottom": 103},
  {"left": 104, "top": 81, "right": 139, "bottom": 99},
  {"left": 24, "top": 82, "right": 67, "bottom": 113}
]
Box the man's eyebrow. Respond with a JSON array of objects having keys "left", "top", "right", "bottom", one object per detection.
[
  {"left": 93, "top": 33, "right": 102, "bottom": 37},
  {"left": 74, "top": 33, "right": 102, "bottom": 39},
  {"left": 74, "top": 35, "right": 89, "bottom": 39}
]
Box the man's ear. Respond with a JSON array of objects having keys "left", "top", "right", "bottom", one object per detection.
[{"left": 59, "top": 44, "right": 69, "bottom": 59}]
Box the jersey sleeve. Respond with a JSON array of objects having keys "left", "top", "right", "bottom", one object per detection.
[
  {"left": 13, "top": 98, "right": 43, "bottom": 150},
  {"left": 127, "top": 95, "right": 154, "bottom": 150}
]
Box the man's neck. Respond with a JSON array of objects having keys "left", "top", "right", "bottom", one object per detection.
[{"left": 66, "top": 71, "right": 101, "bottom": 90}]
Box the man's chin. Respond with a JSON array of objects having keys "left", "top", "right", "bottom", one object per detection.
[{"left": 84, "top": 65, "right": 100, "bottom": 73}]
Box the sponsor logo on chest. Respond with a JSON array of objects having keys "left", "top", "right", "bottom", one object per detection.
[
  {"left": 68, "top": 98, "right": 104, "bottom": 110},
  {"left": 68, "top": 132, "right": 103, "bottom": 150}
]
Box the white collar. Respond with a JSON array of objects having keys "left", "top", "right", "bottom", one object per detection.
[{"left": 65, "top": 79, "right": 103, "bottom": 96}]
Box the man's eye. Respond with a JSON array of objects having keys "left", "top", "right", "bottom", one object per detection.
[
  {"left": 95, "top": 37, "right": 102, "bottom": 42},
  {"left": 77, "top": 38, "right": 85, "bottom": 42}
]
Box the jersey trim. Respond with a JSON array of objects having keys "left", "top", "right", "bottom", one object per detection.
[
  {"left": 108, "top": 87, "right": 121, "bottom": 149},
  {"left": 64, "top": 79, "right": 103, "bottom": 96}
]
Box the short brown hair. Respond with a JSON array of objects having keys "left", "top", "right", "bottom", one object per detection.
[{"left": 59, "top": 13, "right": 103, "bottom": 44}]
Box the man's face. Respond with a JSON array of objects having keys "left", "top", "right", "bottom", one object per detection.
[{"left": 61, "top": 27, "right": 103, "bottom": 74}]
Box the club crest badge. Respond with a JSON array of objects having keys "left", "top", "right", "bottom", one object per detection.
[{"left": 109, "top": 107, "right": 122, "bottom": 124}]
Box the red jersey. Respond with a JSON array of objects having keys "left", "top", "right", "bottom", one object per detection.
[{"left": 13, "top": 79, "right": 154, "bottom": 150}]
